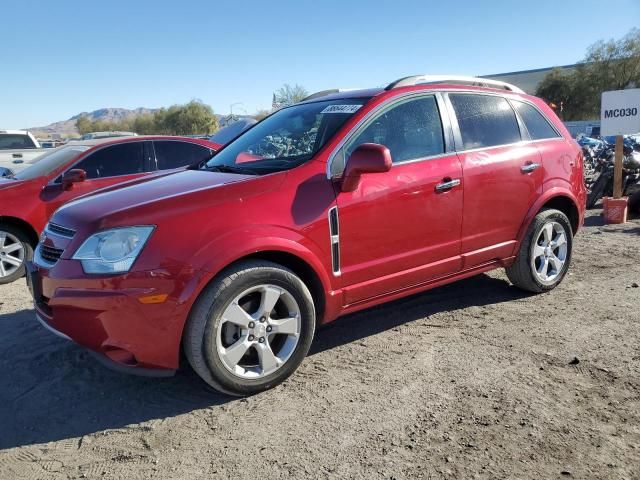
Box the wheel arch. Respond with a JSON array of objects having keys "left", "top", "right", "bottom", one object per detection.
[
  {"left": 229, "top": 250, "right": 328, "bottom": 323},
  {"left": 0, "top": 216, "right": 39, "bottom": 247},
  {"left": 515, "top": 190, "right": 581, "bottom": 253},
  {"left": 539, "top": 196, "right": 580, "bottom": 234}
]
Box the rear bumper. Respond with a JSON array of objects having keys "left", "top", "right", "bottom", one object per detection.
[{"left": 27, "top": 259, "right": 198, "bottom": 372}]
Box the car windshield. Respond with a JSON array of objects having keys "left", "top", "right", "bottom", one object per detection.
[
  {"left": 14, "top": 145, "right": 89, "bottom": 181},
  {"left": 204, "top": 98, "right": 369, "bottom": 174}
]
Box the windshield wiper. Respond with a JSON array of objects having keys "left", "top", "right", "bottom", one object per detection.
[{"left": 203, "top": 164, "right": 259, "bottom": 175}]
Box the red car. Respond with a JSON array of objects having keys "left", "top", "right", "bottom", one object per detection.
[
  {"left": 28, "top": 76, "right": 586, "bottom": 396},
  {"left": 0, "top": 136, "right": 219, "bottom": 284}
]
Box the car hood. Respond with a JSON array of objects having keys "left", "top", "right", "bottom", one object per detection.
[
  {"left": 53, "top": 169, "right": 272, "bottom": 231},
  {"left": 0, "top": 176, "right": 33, "bottom": 191}
]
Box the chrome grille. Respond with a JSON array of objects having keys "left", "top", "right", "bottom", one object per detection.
[
  {"left": 39, "top": 245, "right": 64, "bottom": 264},
  {"left": 47, "top": 222, "right": 76, "bottom": 238}
]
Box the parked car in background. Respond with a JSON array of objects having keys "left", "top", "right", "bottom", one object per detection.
[
  {"left": 0, "top": 130, "right": 48, "bottom": 173},
  {"left": 39, "top": 140, "right": 66, "bottom": 149},
  {"left": 28, "top": 76, "right": 585, "bottom": 396},
  {"left": 209, "top": 118, "right": 257, "bottom": 145},
  {"left": 80, "top": 131, "right": 138, "bottom": 140},
  {"left": 0, "top": 135, "right": 220, "bottom": 284}
]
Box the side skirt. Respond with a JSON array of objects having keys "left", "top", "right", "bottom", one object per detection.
[{"left": 332, "top": 257, "right": 515, "bottom": 320}]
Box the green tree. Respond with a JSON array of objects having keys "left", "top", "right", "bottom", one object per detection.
[
  {"left": 163, "top": 100, "right": 219, "bottom": 135},
  {"left": 253, "top": 109, "right": 272, "bottom": 120},
  {"left": 275, "top": 84, "right": 309, "bottom": 106},
  {"left": 536, "top": 28, "right": 640, "bottom": 120},
  {"left": 75, "top": 100, "right": 219, "bottom": 136},
  {"left": 76, "top": 116, "right": 92, "bottom": 135},
  {"left": 130, "top": 114, "right": 158, "bottom": 135},
  {"left": 535, "top": 69, "right": 587, "bottom": 120}
]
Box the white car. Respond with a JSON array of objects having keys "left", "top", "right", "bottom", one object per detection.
[{"left": 0, "top": 130, "right": 48, "bottom": 174}]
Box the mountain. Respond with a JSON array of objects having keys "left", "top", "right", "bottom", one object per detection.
[{"left": 29, "top": 107, "right": 158, "bottom": 138}]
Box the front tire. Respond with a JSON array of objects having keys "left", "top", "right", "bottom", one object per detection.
[
  {"left": 506, "top": 209, "right": 573, "bottom": 293},
  {"left": 0, "top": 225, "right": 33, "bottom": 285},
  {"left": 183, "top": 260, "right": 316, "bottom": 396}
]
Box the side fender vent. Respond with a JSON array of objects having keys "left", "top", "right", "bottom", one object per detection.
[{"left": 328, "top": 207, "right": 340, "bottom": 275}]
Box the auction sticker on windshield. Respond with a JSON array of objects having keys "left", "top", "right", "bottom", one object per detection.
[{"left": 320, "top": 105, "right": 362, "bottom": 114}]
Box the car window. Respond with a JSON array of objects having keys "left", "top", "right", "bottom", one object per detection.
[
  {"left": 449, "top": 94, "right": 521, "bottom": 150},
  {"left": 511, "top": 100, "right": 560, "bottom": 140},
  {"left": 343, "top": 96, "right": 444, "bottom": 169},
  {"left": 74, "top": 142, "right": 145, "bottom": 179},
  {"left": 0, "top": 134, "right": 37, "bottom": 149},
  {"left": 154, "top": 141, "right": 214, "bottom": 170}
]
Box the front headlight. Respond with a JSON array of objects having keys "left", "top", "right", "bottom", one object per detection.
[{"left": 72, "top": 226, "right": 155, "bottom": 274}]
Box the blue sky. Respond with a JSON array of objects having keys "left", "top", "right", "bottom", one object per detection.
[{"left": 1, "top": 0, "right": 639, "bottom": 128}]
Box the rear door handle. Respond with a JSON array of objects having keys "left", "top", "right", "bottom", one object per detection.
[
  {"left": 521, "top": 163, "right": 540, "bottom": 173},
  {"left": 435, "top": 178, "right": 461, "bottom": 192}
]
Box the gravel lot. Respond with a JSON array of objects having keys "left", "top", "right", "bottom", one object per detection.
[{"left": 0, "top": 209, "right": 638, "bottom": 480}]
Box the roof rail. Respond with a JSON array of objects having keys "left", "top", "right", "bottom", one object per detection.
[
  {"left": 301, "top": 88, "right": 363, "bottom": 102},
  {"left": 385, "top": 75, "right": 525, "bottom": 94}
]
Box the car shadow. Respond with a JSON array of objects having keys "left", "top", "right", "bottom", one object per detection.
[
  {"left": 311, "top": 274, "right": 530, "bottom": 354},
  {"left": 0, "top": 273, "right": 528, "bottom": 450}
]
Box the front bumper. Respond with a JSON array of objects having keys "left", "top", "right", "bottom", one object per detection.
[
  {"left": 27, "top": 259, "right": 194, "bottom": 373},
  {"left": 34, "top": 310, "right": 175, "bottom": 377}
]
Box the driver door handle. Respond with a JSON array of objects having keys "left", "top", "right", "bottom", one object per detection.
[
  {"left": 521, "top": 162, "right": 540, "bottom": 173},
  {"left": 435, "top": 178, "right": 461, "bottom": 192}
]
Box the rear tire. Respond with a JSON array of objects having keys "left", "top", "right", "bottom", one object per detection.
[
  {"left": 0, "top": 224, "right": 33, "bottom": 285},
  {"left": 183, "top": 260, "right": 315, "bottom": 396},
  {"left": 506, "top": 209, "right": 573, "bottom": 293}
]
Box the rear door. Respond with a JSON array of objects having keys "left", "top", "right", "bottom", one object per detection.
[
  {"left": 334, "top": 94, "right": 463, "bottom": 304},
  {"left": 509, "top": 99, "right": 570, "bottom": 188},
  {"left": 41, "top": 141, "right": 151, "bottom": 217},
  {"left": 152, "top": 140, "right": 215, "bottom": 170},
  {"left": 446, "top": 93, "right": 543, "bottom": 268}
]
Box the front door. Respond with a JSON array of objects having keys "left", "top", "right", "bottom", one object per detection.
[{"left": 333, "top": 95, "right": 464, "bottom": 305}]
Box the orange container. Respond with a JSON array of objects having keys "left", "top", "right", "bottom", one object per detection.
[{"left": 603, "top": 196, "right": 628, "bottom": 224}]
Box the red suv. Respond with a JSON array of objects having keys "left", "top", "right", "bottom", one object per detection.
[
  {"left": 0, "top": 136, "right": 219, "bottom": 284},
  {"left": 28, "top": 76, "right": 586, "bottom": 396}
]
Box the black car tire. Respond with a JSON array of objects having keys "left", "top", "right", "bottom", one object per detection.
[
  {"left": 0, "top": 224, "right": 33, "bottom": 285},
  {"left": 183, "top": 260, "right": 315, "bottom": 396},
  {"left": 506, "top": 209, "right": 573, "bottom": 293}
]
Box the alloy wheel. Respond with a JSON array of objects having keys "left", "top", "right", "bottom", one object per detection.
[
  {"left": 531, "top": 221, "right": 568, "bottom": 285},
  {"left": 215, "top": 284, "right": 301, "bottom": 379},
  {"left": 0, "top": 231, "right": 25, "bottom": 278}
]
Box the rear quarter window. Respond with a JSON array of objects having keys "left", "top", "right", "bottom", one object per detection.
[
  {"left": 449, "top": 94, "right": 521, "bottom": 150},
  {"left": 512, "top": 100, "right": 560, "bottom": 140},
  {"left": 0, "top": 134, "right": 37, "bottom": 149}
]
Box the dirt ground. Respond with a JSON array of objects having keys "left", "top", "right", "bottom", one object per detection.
[{"left": 0, "top": 209, "right": 638, "bottom": 480}]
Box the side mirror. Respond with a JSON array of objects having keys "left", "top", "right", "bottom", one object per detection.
[
  {"left": 340, "top": 143, "right": 392, "bottom": 192},
  {"left": 61, "top": 169, "right": 87, "bottom": 191}
]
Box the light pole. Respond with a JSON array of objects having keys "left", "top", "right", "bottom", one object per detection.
[{"left": 230, "top": 102, "right": 244, "bottom": 119}]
